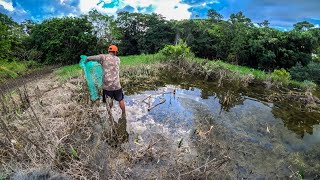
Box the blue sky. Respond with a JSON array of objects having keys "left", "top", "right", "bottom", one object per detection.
[{"left": 0, "top": 0, "right": 320, "bottom": 30}]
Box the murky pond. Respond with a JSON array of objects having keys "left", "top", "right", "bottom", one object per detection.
[{"left": 107, "top": 75, "right": 320, "bottom": 179}]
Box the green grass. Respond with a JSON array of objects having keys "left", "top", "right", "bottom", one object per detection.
[
  {"left": 0, "top": 60, "right": 42, "bottom": 83},
  {"left": 54, "top": 54, "right": 317, "bottom": 89},
  {"left": 55, "top": 64, "right": 82, "bottom": 82},
  {"left": 54, "top": 54, "right": 163, "bottom": 81},
  {"left": 209, "top": 60, "right": 269, "bottom": 80},
  {"left": 120, "top": 54, "right": 162, "bottom": 66}
]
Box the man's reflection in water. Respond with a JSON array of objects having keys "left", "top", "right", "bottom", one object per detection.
[{"left": 106, "top": 114, "right": 129, "bottom": 147}]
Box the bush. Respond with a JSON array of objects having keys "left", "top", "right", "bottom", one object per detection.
[
  {"left": 25, "top": 60, "right": 42, "bottom": 69},
  {"left": 0, "top": 60, "right": 42, "bottom": 82},
  {"left": 290, "top": 62, "right": 320, "bottom": 84},
  {"left": 271, "top": 68, "right": 291, "bottom": 85},
  {"left": 159, "top": 40, "right": 194, "bottom": 61}
]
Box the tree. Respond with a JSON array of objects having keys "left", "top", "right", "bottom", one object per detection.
[
  {"left": 207, "top": 9, "right": 223, "bottom": 22},
  {"left": 0, "top": 13, "right": 17, "bottom": 27},
  {"left": 21, "top": 20, "right": 37, "bottom": 35},
  {"left": 116, "top": 12, "right": 175, "bottom": 55},
  {"left": 0, "top": 13, "right": 23, "bottom": 60},
  {"left": 87, "top": 9, "right": 117, "bottom": 53},
  {"left": 116, "top": 12, "right": 148, "bottom": 55},
  {"left": 229, "top": 12, "right": 253, "bottom": 27},
  {"left": 29, "top": 16, "right": 97, "bottom": 64},
  {"left": 0, "top": 23, "right": 11, "bottom": 60},
  {"left": 258, "top": 20, "right": 270, "bottom": 28},
  {"left": 138, "top": 13, "right": 175, "bottom": 54},
  {"left": 294, "top": 21, "right": 314, "bottom": 31}
]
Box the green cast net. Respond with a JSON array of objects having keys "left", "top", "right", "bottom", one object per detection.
[{"left": 79, "top": 55, "right": 103, "bottom": 101}]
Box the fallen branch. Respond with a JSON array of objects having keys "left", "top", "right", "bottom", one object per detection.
[{"left": 148, "top": 98, "right": 166, "bottom": 111}]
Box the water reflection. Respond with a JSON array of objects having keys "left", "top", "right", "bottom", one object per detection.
[
  {"left": 127, "top": 71, "right": 320, "bottom": 138},
  {"left": 216, "top": 90, "right": 245, "bottom": 112},
  {"left": 123, "top": 79, "right": 320, "bottom": 177},
  {"left": 272, "top": 101, "right": 320, "bottom": 138},
  {"left": 164, "top": 74, "right": 320, "bottom": 137}
]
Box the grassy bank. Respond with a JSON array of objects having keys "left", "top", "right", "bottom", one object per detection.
[
  {"left": 54, "top": 53, "right": 316, "bottom": 90},
  {"left": 55, "top": 54, "right": 162, "bottom": 82},
  {"left": 192, "top": 57, "right": 317, "bottom": 90},
  {"left": 0, "top": 60, "right": 42, "bottom": 83}
]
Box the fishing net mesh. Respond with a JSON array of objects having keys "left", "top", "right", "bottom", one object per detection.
[{"left": 79, "top": 55, "right": 103, "bottom": 101}]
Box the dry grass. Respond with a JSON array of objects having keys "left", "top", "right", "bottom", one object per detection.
[{"left": 0, "top": 71, "right": 231, "bottom": 179}]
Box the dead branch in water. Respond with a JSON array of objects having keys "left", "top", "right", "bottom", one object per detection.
[{"left": 148, "top": 98, "right": 166, "bottom": 111}]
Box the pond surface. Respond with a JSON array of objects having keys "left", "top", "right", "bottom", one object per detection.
[{"left": 110, "top": 77, "right": 320, "bottom": 178}]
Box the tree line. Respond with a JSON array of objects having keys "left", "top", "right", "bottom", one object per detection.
[{"left": 1, "top": 10, "right": 320, "bottom": 77}]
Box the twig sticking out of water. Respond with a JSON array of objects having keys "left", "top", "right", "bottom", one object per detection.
[
  {"left": 148, "top": 98, "right": 166, "bottom": 111},
  {"left": 141, "top": 91, "right": 173, "bottom": 111}
]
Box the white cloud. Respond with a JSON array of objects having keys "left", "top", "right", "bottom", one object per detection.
[
  {"left": 0, "top": 0, "right": 14, "bottom": 11},
  {"left": 79, "top": 0, "right": 191, "bottom": 20},
  {"left": 153, "top": 0, "right": 191, "bottom": 20}
]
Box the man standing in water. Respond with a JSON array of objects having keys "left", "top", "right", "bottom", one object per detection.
[{"left": 86, "top": 45, "right": 125, "bottom": 116}]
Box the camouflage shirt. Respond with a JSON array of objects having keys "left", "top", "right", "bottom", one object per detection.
[{"left": 87, "top": 54, "right": 121, "bottom": 91}]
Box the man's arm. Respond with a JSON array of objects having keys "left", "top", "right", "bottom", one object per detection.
[{"left": 86, "top": 55, "right": 102, "bottom": 61}]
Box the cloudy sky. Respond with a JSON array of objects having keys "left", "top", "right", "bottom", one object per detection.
[{"left": 0, "top": 0, "right": 319, "bottom": 30}]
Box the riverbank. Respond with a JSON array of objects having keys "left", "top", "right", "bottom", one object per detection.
[
  {"left": 54, "top": 54, "right": 317, "bottom": 90},
  {"left": 1, "top": 64, "right": 319, "bottom": 179},
  {"left": 0, "top": 60, "right": 43, "bottom": 83},
  {"left": 3, "top": 53, "right": 316, "bottom": 92},
  {"left": 1, "top": 55, "right": 320, "bottom": 179}
]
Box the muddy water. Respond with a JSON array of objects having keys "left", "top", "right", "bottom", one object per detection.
[{"left": 108, "top": 76, "right": 320, "bottom": 178}]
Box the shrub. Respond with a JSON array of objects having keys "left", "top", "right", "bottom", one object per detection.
[
  {"left": 290, "top": 62, "right": 320, "bottom": 84},
  {"left": 271, "top": 68, "right": 291, "bottom": 85},
  {"left": 159, "top": 40, "right": 194, "bottom": 61},
  {"left": 0, "top": 60, "right": 42, "bottom": 82},
  {"left": 26, "top": 60, "right": 42, "bottom": 69}
]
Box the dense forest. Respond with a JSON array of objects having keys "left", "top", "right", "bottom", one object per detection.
[{"left": 1, "top": 9, "right": 320, "bottom": 83}]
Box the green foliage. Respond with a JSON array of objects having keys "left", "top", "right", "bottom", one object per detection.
[
  {"left": 0, "top": 23, "right": 12, "bottom": 60},
  {"left": 116, "top": 12, "right": 175, "bottom": 55},
  {"left": 87, "top": 9, "right": 117, "bottom": 53},
  {"left": 29, "top": 16, "right": 97, "bottom": 65},
  {"left": 202, "top": 59, "right": 269, "bottom": 80},
  {"left": 120, "top": 54, "right": 162, "bottom": 66},
  {"left": 271, "top": 68, "right": 291, "bottom": 85},
  {"left": 1, "top": 10, "right": 320, "bottom": 84},
  {"left": 290, "top": 62, "right": 320, "bottom": 84},
  {"left": 70, "top": 145, "right": 79, "bottom": 160},
  {"left": 207, "top": 9, "right": 223, "bottom": 22},
  {"left": 294, "top": 21, "right": 314, "bottom": 31},
  {"left": 0, "top": 60, "right": 41, "bottom": 82},
  {"left": 175, "top": 12, "right": 316, "bottom": 71},
  {"left": 159, "top": 40, "right": 194, "bottom": 61},
  {"left": 55, "top": 54, "right": 162, "bottom": 81},
  {"left": 55, "top": 64, "right": 82, "bottom": 82},
  {"left": 312, "top": 47, "right": 320, "bottom": 62}
]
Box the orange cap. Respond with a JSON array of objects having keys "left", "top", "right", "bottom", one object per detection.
[{"left": 108, "top": 45, "right": 118, "bottom": 52}]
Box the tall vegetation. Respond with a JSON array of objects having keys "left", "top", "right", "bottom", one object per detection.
[{"left": 1, "top": 9, "right": 320, "bottom": 83}]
